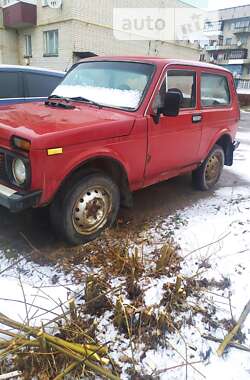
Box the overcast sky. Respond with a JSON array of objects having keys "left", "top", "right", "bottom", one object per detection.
[{"left": 185, "top": 0, "right": 250, "bottom": 9}]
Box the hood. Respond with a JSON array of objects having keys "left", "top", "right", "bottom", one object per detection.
[{"left": 0, "top": 101, "right": 136, "bottom": 149}]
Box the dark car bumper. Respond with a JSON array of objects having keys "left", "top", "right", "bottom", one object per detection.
[{"left": 0, "top": 184, "right": 41, "bottom": 213}]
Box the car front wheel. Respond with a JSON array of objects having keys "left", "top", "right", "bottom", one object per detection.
[
  {"left": 192, "top": 144, "right": 225, "bottom": 191},
  {"left": 50, "top": 173, "right": 120, "bottom": 245}
]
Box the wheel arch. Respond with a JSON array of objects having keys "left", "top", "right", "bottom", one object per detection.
[{"left": 55, "top": 155, "right": 133, "bottom": 208}]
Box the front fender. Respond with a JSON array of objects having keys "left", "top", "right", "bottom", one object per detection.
[
  {"left": 63, "top": 147, "right": 131, "bottom": 183},
  {"left": 40, "top": 146, "right": 131, "bottom": 204}
]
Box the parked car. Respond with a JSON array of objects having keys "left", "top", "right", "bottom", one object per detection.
[
  {"left": 0, "top": 65, "right": 64, "bottom": 105},
  {"left": 0, "top": 57, "right": 240, "bottom": 245}
]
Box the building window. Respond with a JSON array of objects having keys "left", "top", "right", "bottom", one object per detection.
[
  {"left": 41, "top": 0, "right": 48, "bottom": 6},
  {"left": 24, "top": 35, "right": 32, "bottom": 58},
  {"left": 43, "top": 30, "right": 58, "bottom": 57},
  {"left": 238, "top": 35, "right": 248, "bottom": 45},
  {"left": 200, "top": 54, "right": 205, "bottom": 62},
  {"left": 231, "top": 23, "right": 235, "bottom": 31},
  {"left": 2, "top": 0, "right": 15, "bottom": 6},
  {"left": 225, "top": 38, "right": 232, "bottom": 46},
  {"left": 204, "top": 21, "right": 223, "bottom": 32},
  {"left": 235, "top": 20, "right": 250, "bottom": 29}
]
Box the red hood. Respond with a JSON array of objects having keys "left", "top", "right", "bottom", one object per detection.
[{"left": 0, "top": 102, "right": 135, "bottom": 149}]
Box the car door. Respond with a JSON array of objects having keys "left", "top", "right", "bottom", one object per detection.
[
  {"left": 144, "top": 66, "right": 202, "bottom": 185},
  {"left": 198, "top": 71, "right": 235, "bottom": 161},
  {"left": 23, "top": 72, "right": 63, "bottom": 102},
  {"left": 0, "top": 70, "right": 23, "bottom": 106}
]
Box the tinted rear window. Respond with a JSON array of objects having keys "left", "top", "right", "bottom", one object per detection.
[
  {"left": 0, "top": 72, "right": 21, "bottom": 98},
  {"left": 24, "top": 73, "right": 63, "bottom": 97},
  {"left": 201, "top": 73, "right": 230, "bottom": 107}
]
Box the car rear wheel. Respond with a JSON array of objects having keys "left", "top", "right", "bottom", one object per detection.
[
  {"left": 192, "top": 144, "right": 225, "bottom": 191},
  {"left": 50, "top": 173, "right": 120, "bottom": 245}
]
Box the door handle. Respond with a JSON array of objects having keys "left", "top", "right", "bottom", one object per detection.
[{"left": 192, "top": 114, "right": 202, "bottom": 123}]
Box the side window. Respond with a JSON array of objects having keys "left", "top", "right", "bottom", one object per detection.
[
  {"left": 167, "top": 70, "right": 196, "bottom": 108},
  {"left": 153, "top": 70, "right": 196, "bottom": 111},
  {"left": 24, "top": 73, "right": 62, "bottom": 97},
  {"left": 0, "top": 72, "right": 21, "bottom": 99},
  {"left": 201, "top": 73, "right": 230, "bottom": 107}
]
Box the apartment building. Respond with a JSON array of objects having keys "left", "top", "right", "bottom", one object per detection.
[
  {"left": 0, "top": 0, "right": 200, "bottom": 71},
  {"left": 202, "top": 5, "right": 250, "bottom": 81}
]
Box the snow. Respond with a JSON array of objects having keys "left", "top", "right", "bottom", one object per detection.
[
  {"left": 0, "top": 113, "right": 250, "bottom": 379},
  {"left": 53, "top": 84, "right": 142, "bottom": 109},
  {"left": 0, "top": 259, "right": 77, "bottom": 330},
  {"left": 141, "top": 188, "right": 250, "bottom": 380},
  {"left": 139, "top": 116, "right": 250, "bottom": 379},
  {"left": 237, "top": 89, "right": 250, "bottom": 95}
]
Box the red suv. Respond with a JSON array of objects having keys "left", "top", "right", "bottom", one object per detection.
[{"left": 0, "top": 57, "right": 240, "bottom": 245}]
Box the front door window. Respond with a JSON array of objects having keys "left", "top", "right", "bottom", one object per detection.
[{"left": 153, "top": 69, "right": 196, "bottom": 112}]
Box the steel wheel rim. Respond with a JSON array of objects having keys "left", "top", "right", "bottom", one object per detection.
[
  {"left": 205, "top": 152, "right": 222, "bottom": 186},
  {"left": 72, "top": 186, "right": 112, "bottom": 235}
]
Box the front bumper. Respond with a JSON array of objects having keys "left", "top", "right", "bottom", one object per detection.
[{"left": 0, "top": 184, "right": 41, "bottom": 213}]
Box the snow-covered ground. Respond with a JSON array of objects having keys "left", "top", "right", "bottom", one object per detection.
[
  {"left": 0, "top": 259, "right": 77, "bottom": 329},
  {"left": 139, "top": 115, "right": 250, "bottom": 380},
  {"left": 0, "top": 114, "right": 250, "bottom": 379}
]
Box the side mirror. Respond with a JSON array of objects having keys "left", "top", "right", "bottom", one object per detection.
[{"left": 163, "top": 91, "right": 182, "bottom": 117}]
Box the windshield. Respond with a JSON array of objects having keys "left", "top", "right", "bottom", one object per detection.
[{"left": 52, "top": 61, "right": 155, "bottom": 110}]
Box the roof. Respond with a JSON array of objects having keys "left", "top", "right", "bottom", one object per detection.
[
  {"left": 77, "top": 56, "right": 231, "bottom": 73},
  {"left": 0, "top": 65, "right": 65, "bottom": 76},
  {"left": 208, "top": 5, "right": 250, "bottom": 21}
]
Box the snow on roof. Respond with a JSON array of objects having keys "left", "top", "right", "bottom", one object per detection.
[{"left": 0, "top": 64, "right": 64, "bottom": 75}]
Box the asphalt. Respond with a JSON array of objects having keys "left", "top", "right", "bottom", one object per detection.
[{"left": 0, "top": 113, "right": 249, "bottom": 259}]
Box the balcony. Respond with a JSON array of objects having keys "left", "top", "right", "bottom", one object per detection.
[
  {"left": 3, "top": 1, "right": 37, "bottom": 29},
  {"left": 234, "top": 26, "right": 250, "bottom": 34},
  {"left": 206, "top": 44, "right": 247, "bottom": 52}
]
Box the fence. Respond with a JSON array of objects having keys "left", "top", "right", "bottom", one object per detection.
[{"left": 236, "top": 79, "right": 250, "bottom": 91}]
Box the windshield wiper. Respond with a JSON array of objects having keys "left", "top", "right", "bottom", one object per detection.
[
  {"left": 45, "top": 96, "right": 75, "bottom": 109},
  {"left": 47, "top": 95, "right": 71, "bottom": 102},
  {"left": 69, "top": 96, "right": 103, "bottom": 109}
]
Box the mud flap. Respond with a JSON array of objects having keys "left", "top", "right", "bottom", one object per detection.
[{"left": 225, "top": 141, "right": 240, "bottom": 166}]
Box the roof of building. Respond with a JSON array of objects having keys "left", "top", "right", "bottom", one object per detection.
[{"left": 208, "top": 5, "right": 250, "bottom": 21}]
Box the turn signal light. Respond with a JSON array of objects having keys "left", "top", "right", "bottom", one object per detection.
[{"left": 12, "top": 136, "right": 31, "bottom": 152}]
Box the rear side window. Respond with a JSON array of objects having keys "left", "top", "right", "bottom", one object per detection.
[
  {"left": 24, "top": 73, "right": 62, "bottom": 97},
  {"left": 0, "top": 72, "right": 21, "bottom": 99},
  {"left": 201, "top": 73, "right": 230, "bottom": 107},
  {"left": 167, "top": 70, "right": 196, "bottom": 108}
]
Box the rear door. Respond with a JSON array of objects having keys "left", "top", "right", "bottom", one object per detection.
[
  {"left": 145, "top": 65, "right": 202, "bottom": 184},
  {"left": 198, "top": 71, "right": 234, "bottom": 160},
  {"left": 0, "top": 70, "right": 23, "bottom": 105},
  {"left": 23, "top": 72, "right": 63, "bottom": 102}
]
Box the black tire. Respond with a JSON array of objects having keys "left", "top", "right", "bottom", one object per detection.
[
  {"left": 50, "top": 173, "right": 120, "bottom": 245},
  {"left": 192, "top": 144, "right": 225, "bottom": 191}
]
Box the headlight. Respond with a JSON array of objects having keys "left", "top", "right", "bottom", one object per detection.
[{"left": 12, "top": 158, "right": 27, "bottom": 185}]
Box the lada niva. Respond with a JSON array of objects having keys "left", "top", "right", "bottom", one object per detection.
[{"left": 0, "top": 57, "right": 240, "bottom": 245}]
